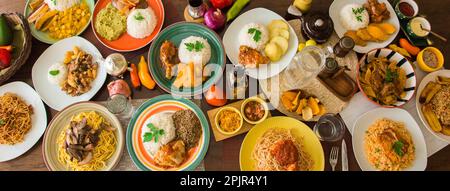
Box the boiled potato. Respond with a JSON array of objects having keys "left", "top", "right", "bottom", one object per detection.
[
  {"left": 270, "top": 28, "right": 290, "bottom": 40},
  {"left": 265, "top": 43, "right": 282, "bottom": 62},
  {"left": 270, "top": 36, "right": 289, "bottom": 54},
  {"left": 302, "top": 106, "right": 313, "bottom": 121},
  {"left": 268, "top": 19, "right": 289, "bottom": 31}
]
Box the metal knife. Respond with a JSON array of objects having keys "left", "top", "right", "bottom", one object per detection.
[{"left": 341, "top": 140, "right": 348, "bottom": 171}]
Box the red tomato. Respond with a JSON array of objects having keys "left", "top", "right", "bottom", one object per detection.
[
  {"left": 205, "top": 85, "right": 227, "bottom": 107},
  {"left": 210, "top": 0, "right": 234, "bottom": 9}
]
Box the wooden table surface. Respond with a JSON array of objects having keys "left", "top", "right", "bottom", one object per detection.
[{"left": 1, "top": 0, "right": 449, "bottom": 171}]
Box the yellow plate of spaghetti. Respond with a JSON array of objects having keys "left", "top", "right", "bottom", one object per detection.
[
  {"left": 240, "top": 116, "right": 324, "bottom": 171},
  {"left": 43, "top": 102, "right": 124, "bottom": 171}
]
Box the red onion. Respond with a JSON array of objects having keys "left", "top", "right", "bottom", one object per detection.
[{"left": 204, "top": 8, "right": 226, "bottom": 30}]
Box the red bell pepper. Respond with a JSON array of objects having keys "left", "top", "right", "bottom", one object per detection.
[{"left": 0, "top": 48, "right": 11, "bottom": 69}]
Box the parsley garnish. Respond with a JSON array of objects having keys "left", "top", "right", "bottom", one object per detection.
[
  {"left": 248, "top": 28, "right": 262, "bottom": 42},
  {"left": 143, "top": 123, "right": 165, "bottom": 143},
  {"left": 352, "top": 7, "right": 366, "bottom": 22},
  {"left": 49, "top": 70, "right": 60, "bottom": 76},
  {"left": 385, "top": 68, "right": 398, "bottom": 83},
  {"left": 134, "top": 12, "right": 145, "bottom": 21},
  {"left": 185, "top": 41, "right": 205, "bottom": 52},
  {"left": 392, "top": 141, "right": 405, "bottom": 157},
  {"left": 51, "top": 0, "right": 57, "bottom": 5},
  {"left": 0, "top": 119, "right": 5, "bottom": 126}
]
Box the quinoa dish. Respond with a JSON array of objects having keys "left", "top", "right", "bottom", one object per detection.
[{"left": 364, "top": 118, "right": 415, "bottom": 171}]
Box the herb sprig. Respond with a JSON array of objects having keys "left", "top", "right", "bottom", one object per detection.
[
  {"left": 134, "top": 12, "right": 145, "bottom": 21},
  {"left": 385, "top": 68, "right": 398, "bottom": 83},
  {"left": 49, "top": 70, "right": 60, "bottom": 76},
  {"left": 248, "top": 28, "right": 262, "bottom": 42},
  {"left": 143, "top": 123, "right": 165, "bottom": 143},
  {"left": 392, "top": 140, "right": 405, "bottom": 157},
  {"left": 352, "top": 7, "right": 366, "bottom": 22},
  {"left": 185, "top": 41, "right": 205, "bottom": 52}
]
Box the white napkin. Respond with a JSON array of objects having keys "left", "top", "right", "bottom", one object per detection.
[{"left": 340, "top": 68, "right": 448, "bottom": 157}]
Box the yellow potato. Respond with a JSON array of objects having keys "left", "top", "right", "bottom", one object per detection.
[
  {"left": 270, "top": 36, "right": 289, "bottom": 54},
  {"left": 356, "top": 29, "right": 373, "bottom": 41},
  {"left": 264, "top": 43, "right": 283, "bottom": 62},
  {"left": 270, "top": 28, "right": 290, "bottom": 40},
  {"left": 268, "top": 19, "right": 289, "bottom": 31}
]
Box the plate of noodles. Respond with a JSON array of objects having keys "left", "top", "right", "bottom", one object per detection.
[
  {"left": 0, "top": 81, "right": 47, "bottom": 162},
  {"left": 43, "top": 102, "right": 124, "bottom": 171},
  {"left": 240, "top": 116, "right": 324, "bottom": 171},
  {"left": 352, "top": 108, "right": 427, "bottom": 171},
  {"left": 126, "top": 94, "right": 210, "bottom": 171}
]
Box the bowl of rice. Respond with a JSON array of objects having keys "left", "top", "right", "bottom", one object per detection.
[
  {"left": 127, "top": 8, "right": 157, "bottom": 39},
  {"left": 238, "top": 23, "right": 269, "bottom": 51}
]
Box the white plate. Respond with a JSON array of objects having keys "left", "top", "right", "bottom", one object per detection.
[
  {"left": 0, "top": 81, "right": 47, "bottom": 162},
  {"left": 352, "top": 108, "right": 427, "bottom": 171},
  {"left": 416, "top": 70, "right": 450, "bottom": 143},
  {"left": 223, "top": 8, "right": 298, "bottom": 80},
  {"left": 329, "top": 0, "right": 400, "bottom": 53},
  {"left": 32, "top": 36, "right": 107, "bottom": 111}
]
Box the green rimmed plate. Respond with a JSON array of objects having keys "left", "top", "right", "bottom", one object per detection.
[
  {"left": 24, "top": 0, "right": 95, "bottom": 44},
  {"left": 126, "top": 94, "right": 210, "bottom": 171},
  {"left": 148, "top": 22, "right": 226, "bottom": 96}
]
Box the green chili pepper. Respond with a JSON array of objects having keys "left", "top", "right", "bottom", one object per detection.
[{"left": 226, "top": 0, "right": 251, "bottom": 22}]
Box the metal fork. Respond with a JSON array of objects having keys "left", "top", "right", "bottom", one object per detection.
[{"left": 330, "top": 146, "right": 339, "bottom": 171}]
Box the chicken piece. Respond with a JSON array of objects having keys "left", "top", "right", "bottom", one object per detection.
[
  {"left": 364, "top": 0, "right": 390, "bottom": 23},
  {"left": 154, "top": 140, "right": 186, "bottom": 168},
  {"left": 269, "top": 139, "right": 299, "bottom": 170},
  {"left": 160, "top": 40, "right": 179, "bottom": 79},
  {"left": 238, "top": 45, "right": 270, "bottom": 68}
]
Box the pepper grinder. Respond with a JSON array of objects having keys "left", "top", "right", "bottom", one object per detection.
[{"left": 184, "top": 0, "right": 208, "bottom": 23}]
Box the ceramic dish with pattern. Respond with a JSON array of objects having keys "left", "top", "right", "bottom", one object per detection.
[
  {"left": 357, "top": 48, "right": 416, "bottom": 108},
  {"left": 126, "top": 94, "right": 210, "bottom": 171},
  {"left": 42, "top": 102, "right": 124, "bottom": 171}
]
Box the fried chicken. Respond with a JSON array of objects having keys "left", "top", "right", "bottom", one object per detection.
[
  {"left": 238, "top": 45, "right": 270, "bottom": 68},
  {"left": 160, "top": 40, "right": 179, "bottom": 79}
]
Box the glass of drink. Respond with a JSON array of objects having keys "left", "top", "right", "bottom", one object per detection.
[
  {"left": 313, "top": 113, "right": 345, "bottom": 142},
  {"left": 106, "top": 94, "right": 134, "bottom": 118}
]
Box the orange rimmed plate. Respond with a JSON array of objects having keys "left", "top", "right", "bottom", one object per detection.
[
  {"left": 91, "top": 0, "right": 165, "bottom": 52},
  {"left": 126, "top": 95, "right": 210, "bottom": 171}
]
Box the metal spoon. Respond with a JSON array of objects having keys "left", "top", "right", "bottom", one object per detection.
[{"left": 421, "top": 24, "right": 447, "bottom": 42}]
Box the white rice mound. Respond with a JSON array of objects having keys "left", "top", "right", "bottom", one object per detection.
[
  {"left": 142, "top": 112, "right": 176, "bottom": 157},
  {"left": 238, "top": 22, "right": 269, "bottom": 51},
  {"left": 178, "top": 36, "right": 211, "bottom": 65},
  {"left": 47, "top": 62, "right": 68, "bottom": 85},
  {"left": 127, "top": 8, "right": 157, "bottom": 39},
  {"left": 340, "top": 3, "right": 370, "bottom": 31},
  {"left": 45, "top": 0, "right": 80, "bottom": 11}
]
